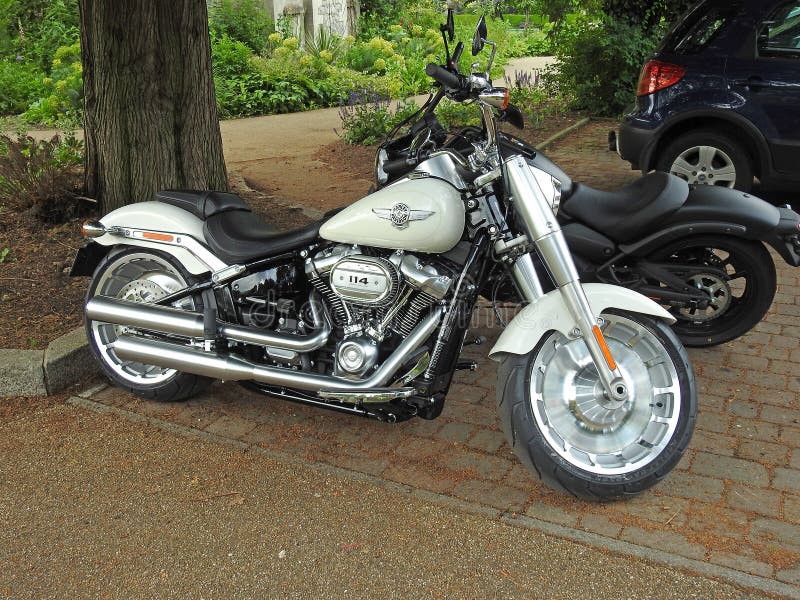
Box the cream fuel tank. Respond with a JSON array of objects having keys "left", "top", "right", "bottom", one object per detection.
[{"left": 319, "top": 177, "right": 465, "bottom": 254}]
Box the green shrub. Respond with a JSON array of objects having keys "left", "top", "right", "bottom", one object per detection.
[
  {"left": 211, "top": 33, "right": 255, "bottom": 79},
  {"left": 359, "top": 0, "right": 407, "bottom": 39},
  {"left": 7, "top": 0, "right": 80, "bottom": 71},
  {"left": 305, "top": 26, "right": 349, "bottom": 63},
  {"left": 505, "top": 69, "right": 567, "bottom": 127},
  {"left": 21, "top": 41, "right": 82, "bottom": 126},
  {"left": 209, "top": 0, "right": 273, "bottom": 54},
  {"left": 338, "top": 92, "right": 418, "bottom": 145},
  {"left": 544, "top": 14, "right": 661, "bottom": 116},
  {"left": 434, "top": 98, "right": 481, "bottom": 129},
  {"left": 0, "top": 58, "right": 45, "bottom": 115},
  {"left": 516, "top": 27, "right": 552, "bottom": 55},
  {"left": 0, "top": 132, "right": 87, "bottom": 222}
]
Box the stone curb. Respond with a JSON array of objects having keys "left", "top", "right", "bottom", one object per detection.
[
  {"left": 535, "top": 116, "right": 591, "bottom": 151},
  {"left": 0, "top": 327, "right": 98, "bottom": 397},
  {"left": 66, "top": 393, "right": 800, "bottom": 599}
]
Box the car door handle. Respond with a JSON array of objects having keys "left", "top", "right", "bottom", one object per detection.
[{"left": 733, "top": 76, "right": 768, "bottom": 88}]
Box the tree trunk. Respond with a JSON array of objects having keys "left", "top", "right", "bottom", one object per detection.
[{"left": 79, "top": 0, "right": 228, "bottom": 213}]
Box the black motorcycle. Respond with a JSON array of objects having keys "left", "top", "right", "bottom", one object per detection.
[{"left": 375, "top": 83, "right": 800, "bottom": 347}]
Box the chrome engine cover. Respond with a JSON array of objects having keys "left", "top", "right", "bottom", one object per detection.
[{"left": 329, "top": 255, "right": 399, "bottom": 306}]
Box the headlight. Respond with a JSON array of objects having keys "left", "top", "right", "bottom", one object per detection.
[
  {"left": 375, "top": 148, "right": 389, "bottom": 186},
  {"left": 551, "top": 176, "right": 562, "bottom": 215},
  {"left": 524, "top": 159, "right": 562, "bottom": 216}
]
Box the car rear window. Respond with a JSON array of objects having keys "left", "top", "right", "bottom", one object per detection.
[{"left": 660, "top": 0, "right": 742, "bottom": 54}]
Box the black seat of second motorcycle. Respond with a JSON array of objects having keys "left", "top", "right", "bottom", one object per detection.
[
  {"left": 203, "top": 210, "right": 322, "bottom": 264},
  {"left": 155, "top": 190, "right": 250, "bottom": 220},
  {"left": 560, "top": 172, "right": 688, "bottom": 243}
]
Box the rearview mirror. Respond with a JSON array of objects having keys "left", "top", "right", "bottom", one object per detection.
[
  {"left": 472, "top": 16, "right": 487, "bottom": 55},
  {"left": 446, "top": 9, "right": 455, "bottom": 42}
]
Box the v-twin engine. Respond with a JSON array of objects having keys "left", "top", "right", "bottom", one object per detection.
[{"left": 305, "top": 245, "right": 454, "bottom": 375}]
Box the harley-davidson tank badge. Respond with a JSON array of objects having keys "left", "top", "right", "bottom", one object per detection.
[{"left": 372, "top": 203, "right": 435, "bottom": 230}]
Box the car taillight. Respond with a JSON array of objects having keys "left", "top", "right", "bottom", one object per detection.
[{"left": 636, "top": 60, "right": 686, "bottom": 96}]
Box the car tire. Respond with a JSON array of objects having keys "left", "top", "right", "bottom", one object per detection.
[{"left": 657, "top": 130, "right": 753, "bottom": 192}]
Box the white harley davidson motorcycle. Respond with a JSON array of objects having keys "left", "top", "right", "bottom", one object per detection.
[{"left": 72, "top": 14, "right": 696, "bottom": 500}]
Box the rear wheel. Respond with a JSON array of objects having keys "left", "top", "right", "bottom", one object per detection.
[
  {"left": 86, "top": 247, "right": 212, "bottom": 402},
  {"left": 650, "top": 236, "right": 775, "bottom": 347},
  {"left": 497, "top": 310, "right": 696, "bottom": 501},
  {"left": 657, "top": 130, "right": 753, "bottom": 192}
]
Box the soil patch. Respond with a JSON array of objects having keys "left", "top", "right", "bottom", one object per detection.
[
  {"left": 0, "top": 209, "right": 89, "bottom": 349},
  {"left": 0, "top": 176, "right": 311, "bottom": 349}
]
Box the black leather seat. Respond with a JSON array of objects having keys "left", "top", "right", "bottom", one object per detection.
[
  {"left": 155, "top": 190, "right": 249, "bottom": 219},
  {"left": 157, "top": 189, "right": 344, "bottom": 264},
  {"left": 560, "top": 172, "right": 688, "bottom": 242},
  {"left": 203, "top": 210, "right": 323, "bottom": 264}
]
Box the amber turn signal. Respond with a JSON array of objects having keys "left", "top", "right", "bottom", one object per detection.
[{"left": 81, "top": 220, "right": 106, "bottom": 238}]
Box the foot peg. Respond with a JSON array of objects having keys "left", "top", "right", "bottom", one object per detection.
[{"left": 455, "top": 360, "right": 478, "bottom": 371}]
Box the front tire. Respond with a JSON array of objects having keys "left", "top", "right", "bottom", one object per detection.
[
  {"left": 497, "top": 310, "right": 696, "bottom": 501},
  {"left": 86, "top": 247, "right": 213, "bottom": 402}
]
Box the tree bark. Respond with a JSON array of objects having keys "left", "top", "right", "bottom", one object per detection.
[{"left": 79, "top": 0, "right": 228, "bottom": 213}]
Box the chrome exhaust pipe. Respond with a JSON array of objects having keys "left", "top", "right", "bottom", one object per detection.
[
  {"left": 86, "top": 294, "right": 331, "bottom": 352},
  {"left": 112, "top": 309, "right": 442, "bottom": 394}
]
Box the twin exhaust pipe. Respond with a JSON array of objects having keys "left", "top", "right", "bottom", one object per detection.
[{"left": 85, "top": 296, "right": 442, "bottom": 398}]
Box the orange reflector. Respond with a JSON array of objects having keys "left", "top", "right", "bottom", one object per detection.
[
  {"left": 592, "top": 325, "right": 617, "bottom": 371},
  {"left": 142, "top": 231, "right": 174, "bottom": 242},
  {"left": 502, "top": 88, "right": 510, "bottom": 110}
]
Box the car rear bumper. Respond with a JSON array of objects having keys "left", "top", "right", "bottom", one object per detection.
[{"left": 617, "top": 118, "right": 659, "bottom": 171}]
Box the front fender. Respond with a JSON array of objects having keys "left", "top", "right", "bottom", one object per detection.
[{"left": 488, "top": 283, "right": 676, "bottom": 360}]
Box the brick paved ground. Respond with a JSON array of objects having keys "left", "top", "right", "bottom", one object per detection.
[{"left": 85, "top": 121, "right": 800, "bottom": 590}]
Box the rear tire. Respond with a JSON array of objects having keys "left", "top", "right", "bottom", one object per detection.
[
  {"left": 650, "top": 236, "right": 776, "bottom": 347},
  {"left": 657, "top": 130, "right": 753, "bottom": 192},
  {"left": 85, "top": 247, "right": 213, "bottom": 402},
  {"left": 496, "top": 310, "right": 696, "bottom": 501}
]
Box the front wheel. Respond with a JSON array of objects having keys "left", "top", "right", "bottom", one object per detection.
[{"left": 497, "top": 310, "right": 696, "bottom": 501}]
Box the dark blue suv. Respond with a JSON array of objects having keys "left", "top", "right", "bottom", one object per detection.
[{"left": 617, "top": 0, "right": 800, "bottom": 193}]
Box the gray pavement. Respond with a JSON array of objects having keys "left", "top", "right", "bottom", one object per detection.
[{"left": 0, "top": 397, "right": 753, "bottom": 598}]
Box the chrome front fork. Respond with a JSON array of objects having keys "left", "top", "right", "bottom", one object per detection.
[{"left": 504, "top": 156, "right": 628, "bottom": 403}]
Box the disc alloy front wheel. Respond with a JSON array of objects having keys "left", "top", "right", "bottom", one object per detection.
[{"left": 497, "top": 310, "right": 696, "bottom": 500}]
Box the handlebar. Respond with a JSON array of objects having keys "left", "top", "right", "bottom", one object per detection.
[
  {"left": 382, "top": 156, "right": 419, "bottom": 176},
  {"left": 425, "top": 63, "right": 462, "bottom": 90}
]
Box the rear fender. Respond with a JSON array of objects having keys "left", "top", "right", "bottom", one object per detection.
[
  {"left": 90, "top": 201, "right": 227, "bottom": 275},
  {"left": 489, "top": 283, "right": 675, "bottom": 360},
  {"left": 619, "top": 186, "right": 800, "bottom": 265}
]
